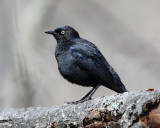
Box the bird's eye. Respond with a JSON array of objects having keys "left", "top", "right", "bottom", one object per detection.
[{"left": 61, "top": 30, "right": 65, "bottom": 35}]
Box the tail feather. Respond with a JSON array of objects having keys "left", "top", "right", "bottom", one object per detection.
[
  {"left": 112, "top": 72, "right": 128, "bottom": 93},
  {"left": 107, "top": 66, "right": 128, "bottom": 93},
  {"left": 106, "top": 82, "right": 128, "bottom": 93},
  {"left": 113, "top": 80, "right": 128, "bottom": 93}
]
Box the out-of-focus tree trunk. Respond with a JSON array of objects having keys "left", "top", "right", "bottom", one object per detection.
[{"left": 0, "top": 91, "right": 159, "bottom": 128}]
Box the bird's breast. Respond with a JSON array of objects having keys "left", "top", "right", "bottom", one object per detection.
[{"left": 55, "top": 50, "right": 76, "bottom": 75}]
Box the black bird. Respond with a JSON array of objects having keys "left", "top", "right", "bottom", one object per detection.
[{"left": 45, "top": 26, "right": 128, "bottom": 104}]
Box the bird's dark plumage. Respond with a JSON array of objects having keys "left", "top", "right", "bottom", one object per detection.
[{"left": 45, "top": 26, "right": 128, "bottom": 104}]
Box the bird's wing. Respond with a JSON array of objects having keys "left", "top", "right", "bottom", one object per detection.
[
  {"left": 70, "top": 42, "right": 114, "bottom": 85},
  {"left": 70, "top": 40, "right": 128, "bottom": 93}
]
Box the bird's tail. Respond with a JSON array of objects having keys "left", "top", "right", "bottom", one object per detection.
[
  {"left": 108, "top": 81, "right": 128, "bottom": 93},
  {"left": 105, "top": 64, "right": 128, "bottom": 93},
  {"left": 107, "top": 66, "right": 128, "bottom": 93},
  {"left": 113, "top": 80, "right": 128, "bottom": 93},
  {"left": 106, "top": 75, "right": 128, "bottom": 93}
]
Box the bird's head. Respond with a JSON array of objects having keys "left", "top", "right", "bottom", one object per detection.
[{"left": 45, "top": 26, "right": 80, "bottom": 42}]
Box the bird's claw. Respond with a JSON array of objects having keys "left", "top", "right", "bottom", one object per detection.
[{"left": 67, "top": 98, "right": 92, "bottom": 104}]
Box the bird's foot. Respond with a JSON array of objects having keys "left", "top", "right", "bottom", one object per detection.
[{"left": 67, "top": 97, "right": 92, "bottom": 105}]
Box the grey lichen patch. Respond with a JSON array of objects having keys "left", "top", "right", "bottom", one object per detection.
[
  {"left": 0, "top": 91, "right": 159, "bottom": 128},
  {"left": 118, "top": 91, "right": 160, "bottom": 127},
  {"left": 0, "top": 122, "right": 13, "bottom": 128}
]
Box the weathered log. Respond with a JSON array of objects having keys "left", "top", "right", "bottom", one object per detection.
[{"left": 0, "top": 91, "right": 160, "bottom": 128}]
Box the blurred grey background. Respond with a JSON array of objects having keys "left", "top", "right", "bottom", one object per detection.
[{"left": 1, "top": 0, "right": 160, "bottom": 108}]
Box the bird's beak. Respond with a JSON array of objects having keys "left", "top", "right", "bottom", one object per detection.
[{"left": 45, "top": 30, "right": 57, "bottom": 36}]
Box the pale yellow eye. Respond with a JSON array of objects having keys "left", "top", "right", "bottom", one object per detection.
[{"left": 61, "top": 30, "right": 65, "bottom": 34}]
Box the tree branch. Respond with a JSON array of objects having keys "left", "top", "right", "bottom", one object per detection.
[{"left": 0, "top": 91, "right": 160, "bottom": 128}]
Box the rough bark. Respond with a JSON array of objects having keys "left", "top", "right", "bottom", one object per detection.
[{"left": 0, "top": 91, "right": 160, "bottom": 128}]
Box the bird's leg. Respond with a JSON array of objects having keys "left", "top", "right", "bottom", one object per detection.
[
  {"left": 80, "top": 84, "right": 100, "bottom": 100},
  {"left": 67, "top": 85, "right": 100, "bottom": 104}
]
